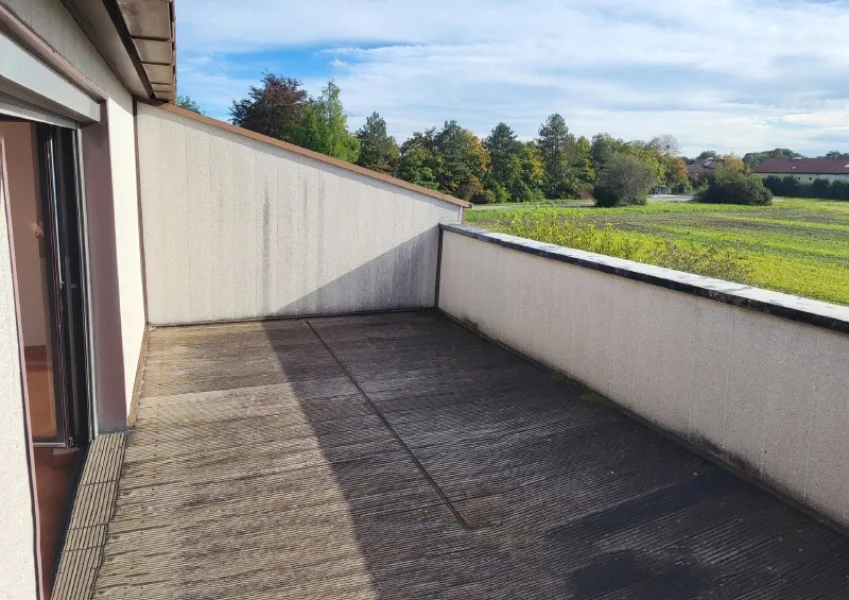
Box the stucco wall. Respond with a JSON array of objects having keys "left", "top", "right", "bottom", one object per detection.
[
  {"left": 2, "top": 0, "right": 146, "bottom": 417},
  {"left": 136, "top": 103, "right": 463, "bottom": 325},
  {"left": 1, "top": 144, "right": 38, "bottom": 600},
  {"left": 438, "top": 227, "right": 849, "bottom": 528},
  {"left": 106, "top": 98, "right": 145, "bottom": 414}
]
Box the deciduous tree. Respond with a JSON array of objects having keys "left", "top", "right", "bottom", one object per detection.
[
  {"left": 714, "top": 153, "right": 747, "bottom": 181},
  {"left": 626, "top": 139, "right": 665, "bottom": 186},
  {"left": 356, "top": 112, "right": 399, "bottom": 174},
  {"left": 658, "top": 134, "right": 681, "bottom": 157},
  {"left": 292, "top": 81, "right": 360, "bottom": 162},
  {"left": 230, "top": 73, "right": 307, "bottom": 142},
  {"left": 432, "top": 121, "right": 490, "bottom": 202},
  {"left": 591, "top": 133, "right": 627, "bottom": 174},
  {"left": 177, "top": 95, "right": 203, "bottom": 114},
  {"left": 594, "top": 154, "right": 656, "bottom": 207},
  {"left": 397, "top": 130, "right": 440, "bottom": 190},
  {"left": 517, "top": 142, "right": 546, "bottom": 201},
  {"left": 664, "top": 156, "right": 690, "bottom": 192}
]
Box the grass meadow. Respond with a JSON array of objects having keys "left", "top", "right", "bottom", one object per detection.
[{"left": 466, "top": 199, "right": 849, "bottom": 306}]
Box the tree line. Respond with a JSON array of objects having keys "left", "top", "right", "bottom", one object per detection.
[
  {"left": 214, "top": 75, "right": 691, "bottom": 204},
  {"left": 689, "top": 148, "right": 849, "bottom": 170},
  {"left": 179, "top": 75, "right": 849, "bottom": 205}
]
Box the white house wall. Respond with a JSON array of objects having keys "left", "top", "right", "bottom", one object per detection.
[
  {"left": 136, "top": 104, "right": 463, "bottom": 325},
  {"left": 2, "top": 0, "right": 146, "bottom": 417},
  {"left": 106, "top": 97, "right": 145, "bottom": 416}
]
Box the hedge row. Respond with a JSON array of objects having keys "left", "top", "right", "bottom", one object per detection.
[{"left": 762, "top": 175, "right": 849, "bottom": 200}]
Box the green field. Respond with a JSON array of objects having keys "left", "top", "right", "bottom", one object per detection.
[{"left": 466, "top": 199, "right": 849, "bottom": 306}]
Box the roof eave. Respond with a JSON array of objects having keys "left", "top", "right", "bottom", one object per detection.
[
  {"left": 114, "top": 0, "right": 177, "bottom": 102},
  {"left": 62, "top": 0, "right": 176, "bottom": 102}
]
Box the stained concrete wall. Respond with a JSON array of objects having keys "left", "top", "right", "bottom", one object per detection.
[
  {"left": 1, "top": 145, "right": 37, "bottom": 600},
  {"left": 3, "top": 0, "right": 147, "bottom": 419},
  {"left": 438, "top": 227, "right": 849, "bottom": 529},
  {"left": 136, "top": 103, "right": 463, "bottom": 325}
]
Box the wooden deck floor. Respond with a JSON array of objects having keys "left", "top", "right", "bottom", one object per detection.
[{"left": 88, "top": 311, "right": 849, "bottom": 599}]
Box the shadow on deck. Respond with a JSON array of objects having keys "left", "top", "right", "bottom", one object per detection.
[{"left": 83, "top": 311, "right": 849, "bottom": 599}]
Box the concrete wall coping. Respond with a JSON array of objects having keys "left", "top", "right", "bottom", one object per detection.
[{"left": 441, "top": 223, "right": 849, "bottom": 335}]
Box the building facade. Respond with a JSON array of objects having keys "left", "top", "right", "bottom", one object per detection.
[
  {"left": 754, "top": 157, "right": 849, "bottom": 182},
  {"left": 0, "top": 3, "right": 466, "bottom": 598}
]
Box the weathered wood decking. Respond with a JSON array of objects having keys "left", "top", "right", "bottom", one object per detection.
[{"left": 79, "top": 311, "right": 848, "bottom": 598}]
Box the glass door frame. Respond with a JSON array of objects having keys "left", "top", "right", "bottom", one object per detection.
[{"left": 33, "top": 123, "right": 92, "bottom": 448}]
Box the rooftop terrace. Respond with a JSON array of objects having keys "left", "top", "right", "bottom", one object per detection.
[{"left": 57, "top": 311, "right": 849, "bottom": 600}]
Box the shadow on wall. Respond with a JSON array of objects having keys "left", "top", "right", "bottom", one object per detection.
[
  {"left": 254, "top": 225, "right": 439, "bottom": 318},
  {"left": 139, "top": 103, "right": 461, "bottom": 325}
]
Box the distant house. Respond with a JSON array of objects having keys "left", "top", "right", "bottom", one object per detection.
[
  {"left": 754, "top": 158, "right": 849, "bottom": 183},
  {"left": 686, "top": 157, "right": 720, "bottom": 180}
]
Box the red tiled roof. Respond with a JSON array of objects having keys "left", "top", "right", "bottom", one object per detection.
[
  {"left": 754, "top": 158, "right": 849, "bottom": 175},
  {"left": 686, "top": 157, "right": 720, "bottom": 179}
]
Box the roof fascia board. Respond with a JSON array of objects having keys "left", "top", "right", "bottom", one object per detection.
[{"left": 61, "top": 0, "right": 151, "bottom": 98}]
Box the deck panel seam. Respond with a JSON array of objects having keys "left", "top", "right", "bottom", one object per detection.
[{"left": 305, "top": 319, "right": 474, "bottom": 531}]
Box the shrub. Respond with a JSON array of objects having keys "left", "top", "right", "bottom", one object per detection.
[
  {"left": 671, "top": 180, "right": 693, "bottom": 194},
  {"left": 811, "top": 178, "right": 832, "bottom": 198},
  {"left": 593, "top": 154, "right": 656, "bottom": 207},
  {"left": 506, "top": 208, "right": 751, "bottom": 283},
  {"left": 574, "top": 185, "right": 595, "bottom": 200},
  {"left": 763, "top": 175, "right": 799, "bottom": 197},
  {"left": 476, "top": 189, "right": 497, "bottom": 204},
  {"left": 762, "top": 175, "right": 849, "bottom": 201},
  {"left": 519, "top": 186, "right": 547, "bottom": 203},
  {"left": 696, "top": 173, "right": 773, "bottom": 205},
  {"left": 833, "top": 180, "right": 849, "bottom": 201},
  {"left": 487, "top": 181, "right": 511, "bottom": 204},
  {"left": 458, "top": 177, "right": 491, "bottom": 204},
  {"left": 652, "top": 240, "right": 750, "bottom": 281}
]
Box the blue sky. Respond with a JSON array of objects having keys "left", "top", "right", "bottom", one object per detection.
[{"left": 175, "top": 0, "right": 849, "bottom": 157}]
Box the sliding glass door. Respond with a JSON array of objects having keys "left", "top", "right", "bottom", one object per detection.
[
  {"left": 1, "top": 104, "right": 92, "bottom": 448},
  {"left": 34, "top": 124, "right": 91, "bottom": 447}
]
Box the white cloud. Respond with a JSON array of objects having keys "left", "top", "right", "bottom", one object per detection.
[{"left": 176, "top": 0, "right": 849, "bottom": 155}]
